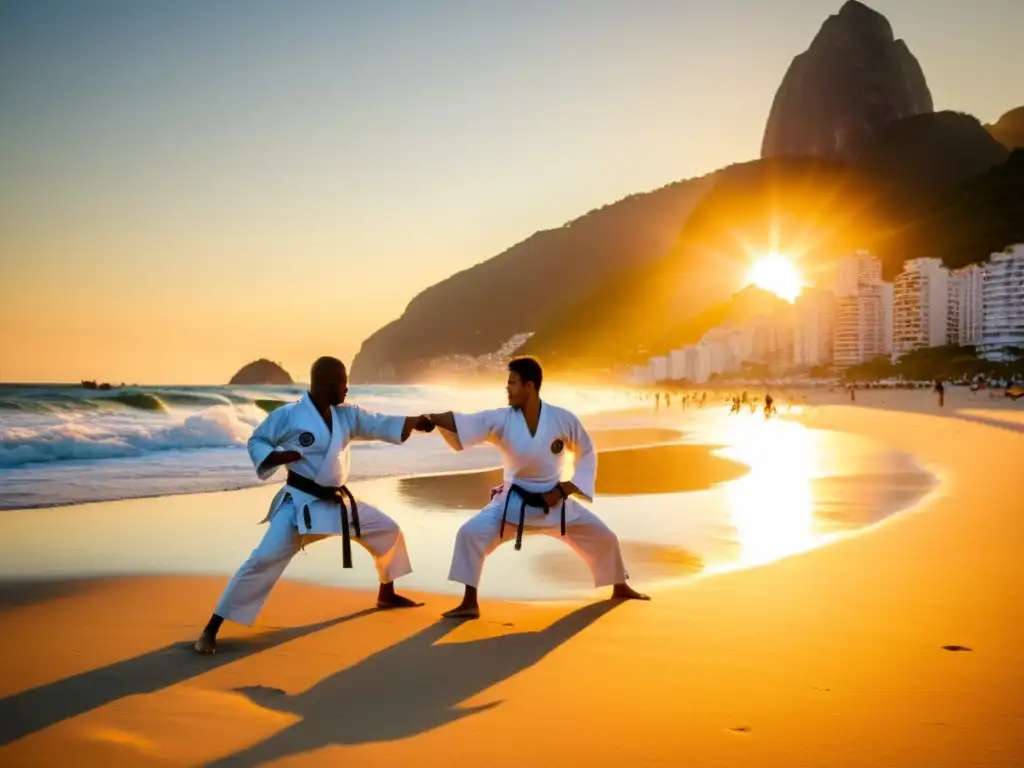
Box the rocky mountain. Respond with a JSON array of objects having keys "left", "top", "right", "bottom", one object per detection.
[
  {"left": 854, "top": 110, "right": 1009, "bottom": 234},
  {"left": 523, "top": 140, "right": 1022, "bottom": 367},
  {"left": 229, "top": 359, "right": 293, "bottom": 386},
  {"left": 349, "top": 174, "right": 716, "bottom": 383},
  {"left": 761, "top": 0, "right": 932, "bottom": 160},
  {"left": 351, "top": 1, "right": 1017, "bottom": 383},
  {"left": 987, "top": 107, "right": 1024, "bottom": 149},
  {"left": 520, "top": 156, "right": 873, "bottom": 364},
  {"left": 879, "top": 148, "right": 1024, "bottom": 271}
]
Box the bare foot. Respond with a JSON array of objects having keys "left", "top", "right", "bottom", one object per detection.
[
  {"left": 611, "top": 583, "right": 651, "bottom": 601},
  {"left": 193, "top": 632, "right": 217, "bottom": 655},
  {"left": 376, "top": 593, "right": 424, "bottom": 610},
  {"left": 441, "top": 603, "right": 480, "bottom": 619}
]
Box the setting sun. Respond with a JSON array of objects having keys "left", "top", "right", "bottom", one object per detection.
[{"left": 748, "top": 253, "right": 803, "bottom": 303}]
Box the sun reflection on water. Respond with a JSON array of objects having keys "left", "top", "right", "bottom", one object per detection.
[{"left": 717, "top": 417, "right": 825, "bottom": 567}]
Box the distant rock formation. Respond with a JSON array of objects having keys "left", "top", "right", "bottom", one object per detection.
[
  {"left": 229, "top": 359, "right": 293, "bottom": 386},
  {"left": 761, "top": 0, "right": 933, "bottom": 160},
  {"left": 80, "top": 380, "right": 122, "bottom": 390},
  {"left": 987, "top": 107, "right": 1024, "bottom": 149}
]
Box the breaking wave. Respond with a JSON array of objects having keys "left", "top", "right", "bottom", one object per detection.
[
  {"left": 0, "top": 404, "right": 266, "bottom": 469},
  {"left": 0, "top": 382, "right": 626, "bottom": 469}
]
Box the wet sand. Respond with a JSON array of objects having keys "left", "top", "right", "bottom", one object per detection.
[
  {"left": 0, "top": 418, "right": 931, "bottom": 601},
  {"left": 397, "top": 441, "right": 749, "bottom": 510},
  {"left": 1, "top": 403, "right": 1021, "bottom": 766}
]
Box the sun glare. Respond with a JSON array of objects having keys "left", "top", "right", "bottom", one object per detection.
[{"left": 748, "top": 253, "right": 802, "bottom": 303}]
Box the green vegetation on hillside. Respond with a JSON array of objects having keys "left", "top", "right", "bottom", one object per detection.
[
  {"left": 844, "top": 346, "right": 1024, "bottom": 382},
  {"left": 880, "top": 149, "right": 1024, "bottom": 271}
]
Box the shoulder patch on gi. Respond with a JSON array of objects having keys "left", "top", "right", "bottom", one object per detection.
[
  {"left": 299, "top": 431, "right": 316, "bottom": 447},
  {"left": 550, "top": 438, "right": 564, "bottom": 454}
]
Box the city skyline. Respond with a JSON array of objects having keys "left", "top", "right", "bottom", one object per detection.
[{"left": 633, "top": 243, "right": 1024, "bottom": 385}]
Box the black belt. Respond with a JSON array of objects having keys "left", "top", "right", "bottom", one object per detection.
[
  {"left": 286, "top": 470, "right": 360, "bottom": 568},
  {"left": 500, "top": 483, "right": 567, "bottom": 551}
]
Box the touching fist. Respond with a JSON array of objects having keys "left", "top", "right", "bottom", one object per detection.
[{"left": 414, "top": 415, "right": 435, "bottom": 433}]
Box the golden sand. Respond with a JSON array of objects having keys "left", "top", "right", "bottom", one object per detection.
[{"left": 1, "top": 401, "right": 1022, "bottom": 766}]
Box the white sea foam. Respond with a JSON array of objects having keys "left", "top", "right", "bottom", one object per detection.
[{"left": 0, "top": 383, "right": 626, "bottom": 508}]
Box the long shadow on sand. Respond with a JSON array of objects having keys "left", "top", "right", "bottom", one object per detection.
[
  {"left": 204, "top": 600, "right": 620, "bottom": 767},
  {"left": 0, "top": 608, "right": 378, "bottom": 745},
  {"left": 951, "top": 411, "right": 1024, "bottom": 435},
  {"left": 0, "top": 578, "right": 101, "bottom": 611}
]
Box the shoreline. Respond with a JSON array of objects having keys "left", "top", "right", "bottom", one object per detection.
[
  {"left": 0, "top": 416, "right": 680, "bottom": 513},
  {"left": 0, "top": 404, "right": 1021, "bottom": 766},
  {"left": 0, "top": 409, "right": 938, "bottom": 601}
]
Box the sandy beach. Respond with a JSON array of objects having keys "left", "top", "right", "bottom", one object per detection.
[{"left": 1, "top": 397, "right": 1022, "bottom": 766}]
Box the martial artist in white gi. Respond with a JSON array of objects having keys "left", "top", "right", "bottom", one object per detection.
[
  {"left": 427, "top": 356, "right": 649, "bottom": 618},
  {"left": 194, "top": 356, "right": 433, "bottom": 654}
]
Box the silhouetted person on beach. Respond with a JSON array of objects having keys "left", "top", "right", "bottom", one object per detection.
[{"left": 935, "top": 380, "right": 945, "bottom": 407}]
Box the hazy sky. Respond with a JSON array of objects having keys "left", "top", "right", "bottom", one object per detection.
[{"left": 1, "top": 0, "right": 1020, "bottom": 384}]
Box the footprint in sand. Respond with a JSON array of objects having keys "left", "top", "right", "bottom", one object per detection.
[
  {"left": 237, "top": 685, "right": 286, "bottom": 696},
  {"left": 728, "top": 726, "right": 752, "bottom": 734},
  {"left": 941, "top": 645, "right": 973, "bottom": 652}
]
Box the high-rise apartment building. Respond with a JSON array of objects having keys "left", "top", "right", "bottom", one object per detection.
[
  {"left": 832, "top": 252, "right": 892, "bottom": 367},
  {"left": 793, "top": 288, "right": 835, "bottom": 366},
  {"left": 892, "top": 257, "right": 949, "bottom": 358},
  {"left": 980, "top": 245, "right": 1024, "bottom": 360}
]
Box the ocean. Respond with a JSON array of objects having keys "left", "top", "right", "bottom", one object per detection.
[
  {"left": 0, "top": 383, "right": 627, "bottom": 510},
  {"left": 0, "top": 383, "right": 940, "bottom": 597}
]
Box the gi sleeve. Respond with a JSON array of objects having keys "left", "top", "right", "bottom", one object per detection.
[
  {"left": 247, "top": 405, "right": 292, "bottom": 481},
  {"left": 566, "top": 414, "right": 596, "bottom": 502},
  {"left": 352, "top": 405, "right": 406, "bottom": 445},
  {"left": 441, "top": 408, "right": 507, "bottom": 451}
]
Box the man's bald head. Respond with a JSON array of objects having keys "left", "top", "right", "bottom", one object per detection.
[
  {"left": 309, "top": 357, "right": 348, "bottom": 406},
  {"left": 311, "top": 356, "right": 346, "bottom": 383}
]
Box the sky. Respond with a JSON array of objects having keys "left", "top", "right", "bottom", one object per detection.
[{"left": 1, "top": 0, "right": 1021, "bottom": 384}]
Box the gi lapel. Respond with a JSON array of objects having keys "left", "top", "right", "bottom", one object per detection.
[
  {"left": 300, "top": 393, "right": 332, "bottom": 450},
  {"left": 314, "top": 403, "right": 345, "bottom": 485}
]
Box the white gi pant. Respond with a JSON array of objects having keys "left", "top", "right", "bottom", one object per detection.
[
  {"left": 448, "top": 494, "right": 628, "bottom": 589},
  {"left": 215, "top": 498, "right": 412, "bottom": 626}
]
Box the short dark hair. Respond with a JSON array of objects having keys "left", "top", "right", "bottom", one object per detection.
[{"left": 508, "top": 356, "right": 543, "bottom": 392}]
